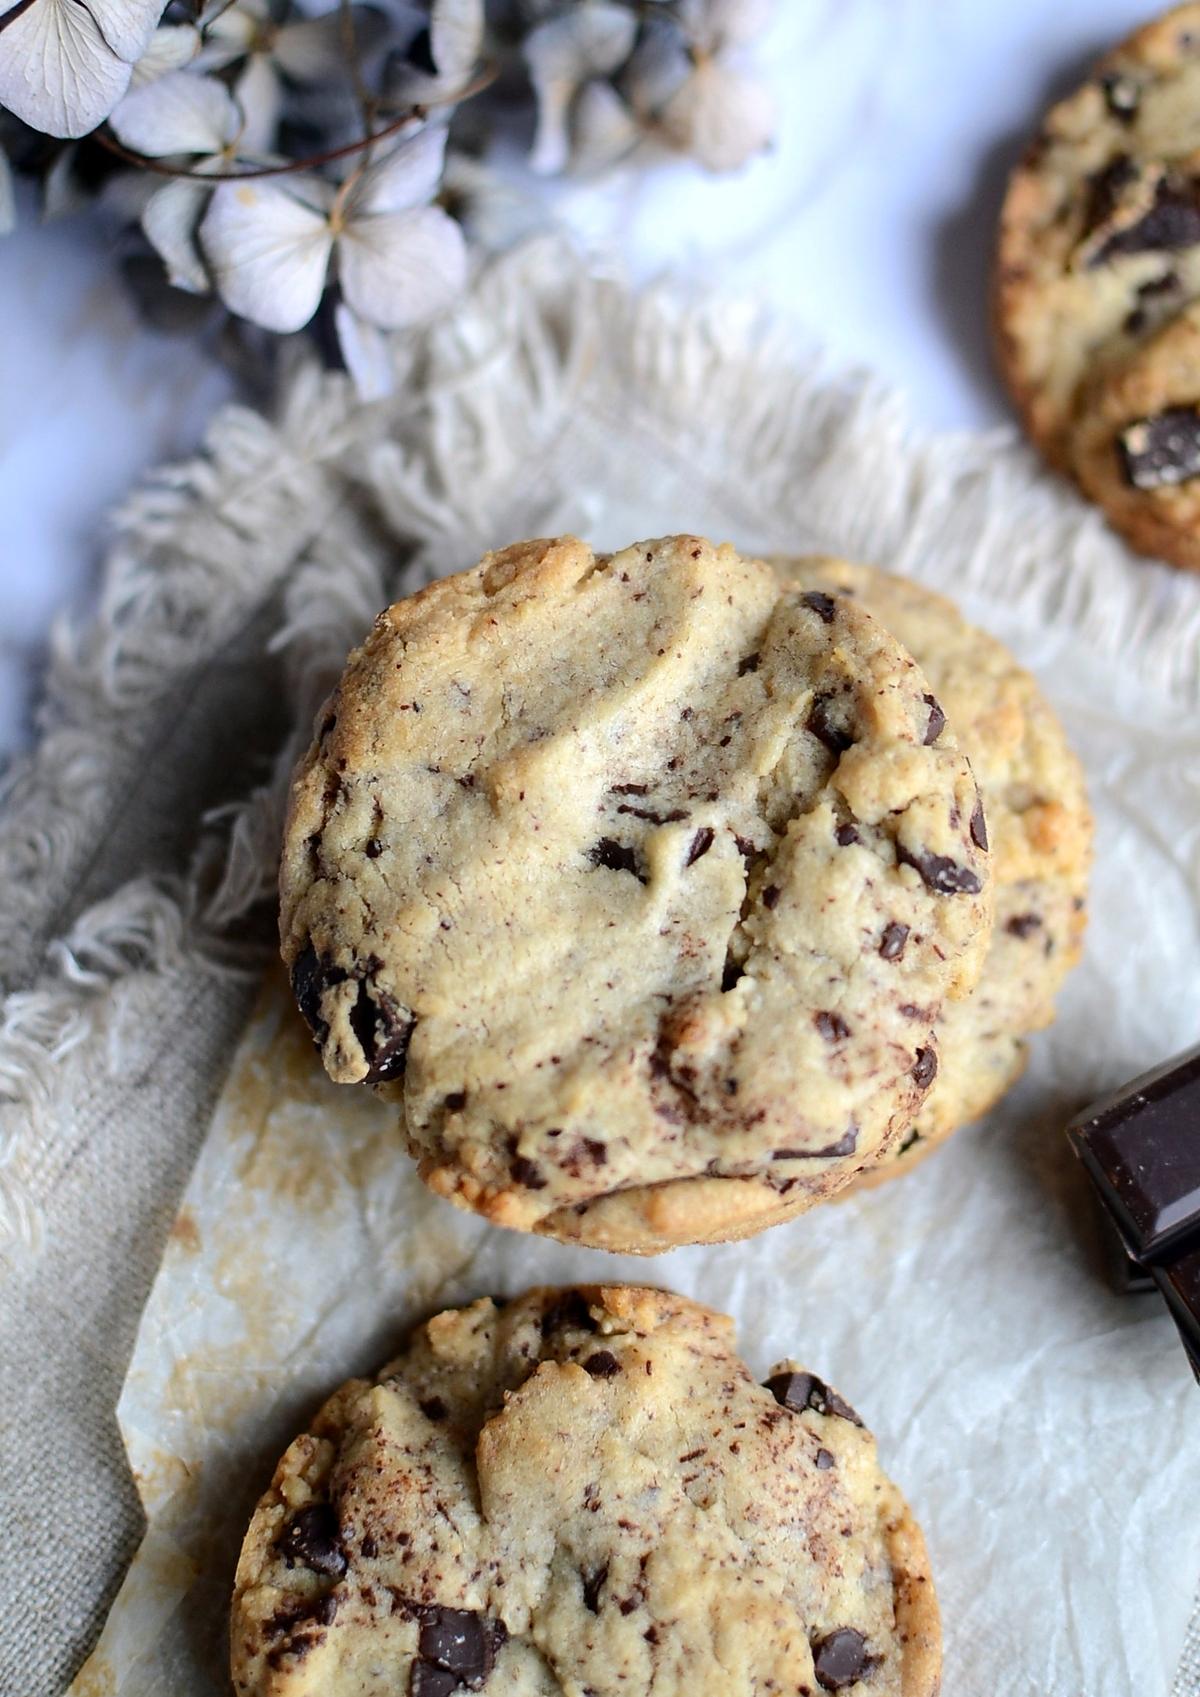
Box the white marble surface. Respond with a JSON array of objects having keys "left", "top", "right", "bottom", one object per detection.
[{"left": 0, "top": 0, "right": 1158, "bottom": 761}]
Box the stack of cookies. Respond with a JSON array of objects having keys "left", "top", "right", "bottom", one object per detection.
[{"left": 231, "top": 534, "right": 1092, "bottom": 1696}]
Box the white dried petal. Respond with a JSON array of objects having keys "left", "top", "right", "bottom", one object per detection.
[
  {"left": 201, "top": 176, "right": 333, "bottom": 331},
  {"left": 233, "top": 53, "right": 281, "bottom": 154},
  {"left": 337, "top": 203, "right": 466, "bottom": 329},
  {"left": 334, "top": 301, "right": 396, "bottom": 401},
  {"left": 356, "top": 123, "right": 448, "bottom": 215},
  {"left": 524, "top": 2, "right": 637, "bottom": 175},
  {"left": 110, "top": 70, "right": 239, "bottom": 157},
  {"left": 143, "top": 176, "right": 212, "bottom": 293},
  {"left": 129, "top": 24, "right": 202, "bottom": 89},
  {"left": 0, "top": 0, "right": 163, "bottom": 139},
  {"left": 274, "top": 6, "right": 387, "bottom": 81},
  {"left": 659, "top": 59, "right": 773, "bottom": 172},
  {"left": 571, "top": 79, "right": 638, "bottom": 173},
  {"left": 429, "top": 0, "right": 484, "bottom": 88}
]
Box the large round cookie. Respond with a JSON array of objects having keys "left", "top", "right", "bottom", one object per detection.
[
  {"left": 778, "top": 559, "right": 1092, "bottom": 1183},
  {"left": 231, "top": 1285, "right": 942, "bottom": 1697},
  {"left": 279, "top": 535, "right": 993, "bottom": 1252},
  {"left": 995, "top": 4, "right": 1200, "bottom": 568}
]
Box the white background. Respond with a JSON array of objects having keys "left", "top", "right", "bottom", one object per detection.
[{"left": 0, "top": 0, "right": 1162, "bottom": 759}]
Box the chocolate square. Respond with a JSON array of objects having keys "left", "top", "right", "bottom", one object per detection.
[{"left": 1068, "top": 1043, "right": 1200, "bottom": 1260}]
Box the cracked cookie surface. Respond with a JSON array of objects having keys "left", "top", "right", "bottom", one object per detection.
[
  {"left": 777, "top": 559, "right": 1092, "bottom": 1184},
  {"left": 279, "top": 535, "right": 992, "bottom": 1251},
  {"left": 995, "top": 3, "right": 1200, "bottom": 567},
  {"left": 230, "top": 1285, "right": 942, "bottom": 1697}
]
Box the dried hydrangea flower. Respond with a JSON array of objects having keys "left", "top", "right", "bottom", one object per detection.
[
  {"left": 626, "top": 0, "right": 775, "bottom": 172},
  {"left": 0, "top": 0, "right": 164, "bottom": 139},
  {"left": 200, "top": 122, "right": 466, "bottom": 333},
  {"left": 523, "top": 1, "right": 637, "bottom": 174},
  {"left": 110, "top": 70, "right": 271, "bottom": 292}
]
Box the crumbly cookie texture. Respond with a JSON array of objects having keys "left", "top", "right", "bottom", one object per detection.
[
  {"left": 777, "top": 560, "right": 1092, "bottom": 1183},
  {"left": 279, "top": 535, "right": 993, "bottom": 1251},
  {"left": 995, "top": 3, "right": 1200, "bottom": 568},
  {"left": 230, "top": 1286, "right": 942, "bottom": 1697}
]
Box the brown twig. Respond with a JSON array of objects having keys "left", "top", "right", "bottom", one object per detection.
[{"left": 92, "top": 63, "right": 497, "bottom": 184}]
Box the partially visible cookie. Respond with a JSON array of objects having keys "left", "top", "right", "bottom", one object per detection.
[
  {"left": 777, "top": 558, "right": 1092, "bottom": 1182},
  {"left": 280, "top": 535, "right": 993, "bottom": 1252},
  {"left": 995, "top": 3, "right": 1200, "bottom": 568},
  {"left": 231, "top": 1285, "right": 942, "bottom": 1697}
]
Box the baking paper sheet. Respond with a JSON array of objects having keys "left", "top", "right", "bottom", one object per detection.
[{"left": 71, "top": 599, "right": 1200, "bottom": 1697}]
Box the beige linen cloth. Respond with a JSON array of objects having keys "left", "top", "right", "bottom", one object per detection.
[{"left": 2, "top": 238, "right": 1200, "bottom": 1696}]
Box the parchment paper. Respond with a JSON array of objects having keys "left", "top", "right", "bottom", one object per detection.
[{"left": 69, "top": 587, "right": 1200, "bottom": 1697}]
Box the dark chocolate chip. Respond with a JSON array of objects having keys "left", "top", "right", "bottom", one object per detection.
[
  {"left": 807, "top": 693, "right": 856, "bottom": 756},
  {"left": 764, "top": 1371, "right": 863, "bottom": 1427},
  {"left": 582, "top": 1564, "right": 609, "bottom": 1613},
  {"left": 610, "top": 783, "right": 648, "bottom": 795},
  {"left": 278, "top": 1503, "right": 346, "bottom": 1579},
  {"left": 413, "top": 1605, "right": 507, "bottom": 1692},
  {"left": 879, "top": 921, "right": 909, "bottom": 960},
  {"left": 1005, "top": 912, "right": 1043, "bottom": 939},
  {"left": 835, "top": 822, "right": 860, "bottom": 847},
  {"left": 1093, "top": 178, "right": 1200, "bottom": 265},
  {"left": 419, "top": 1396, "right": 447, "bottom": 1421},
  {"left": 815, "top": 1448, "right": 835, "bottom": 1470},
  {"left": 583, "top": 1350, "right": 621, "bottom": 1378},
  {"left": 897, "top": 844, "right": 982, "bottom": 895},
  {"left": 290, "top": 943, "right": 346, "bottom": 1044},
  {"left": 763, "top": 884, "right": 781, "bottom": 909},
  {"left": 1118, "top": 406, "right": 1200, "bottom": 489},
  {"left": 511, "top": 1154, "right": 548, "bottom": 1190},
  {"left": 1101, "top": 71, "right": 1140, "bottom": 121},
  {"left": 912, "top": 1047, "right": 938, "bottom": 1089},
  {"left": 802, "top": 590, "right": 838, "bottom": 623},
  {"left": 685, "top": 826, "right": 715, "bottom": 865},
  {"left": 734, "top": 834, "right": 757, "bottom": 862},
  {"left": 361, "top": 1534, "right": 378, "bottom": 1559},
  {"left": 969, "top": 800, "right": 989, "bottom": 852},
  {"left": 365, "top": 836, "right": 383, "bottom": 859},
  {"left": 349, "top": 979, "right": 415, "bottom": 1084},
  {"left": 588, "top": 837, "right": 646, "bottom": 882},
  {"left": 922, "top": 694, "right": 945, "bottom": 745},
  {"left": 812, "top": 1627, "right": 870, "bottom": 1691},
  {"left": 617, "top": 803, "right": 690, "bottom": 824},
  {"left": 444, "top": 1091, "right": 467, "bottom": 1111},
  {"left": 738, "top": 651, "right": 761, "bottom": 675},
  {"left": 773, "top": 1127, "right": 858, "bottom": 1160},
  {"left": 814, "top": 1010, "right": 851, "bottom": 1043},
  {"left": 1084, "top": 153, "right": 1138, "bottom": 232},
  {"left": 540, "top": 1292, "right": 598, "bottom": 1336}
]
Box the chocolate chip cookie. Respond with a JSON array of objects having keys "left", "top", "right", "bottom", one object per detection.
[
  {"left": 230, "top": 1285, "right": 942, "bottom": 1697},
  {"left": 995, "top": 3, "right": 1200, "bottom": 567},
  {"left": 777, "top": 558, "right": 1092, "bottom": 1183},
  {"left": 279, "top": 535, "right": 993, "bottom": 1251}
]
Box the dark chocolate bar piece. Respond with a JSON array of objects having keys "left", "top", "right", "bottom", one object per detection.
[
  {"left": 1067, "top": 1041, "right": 1200, "bottom": 1382},
  {"left": 1068, "top": 1043, "right": 1200, "bottom": 1261},
  {"left": 1154, "top": 1246, "right": 1200, "bottom": 1383}
]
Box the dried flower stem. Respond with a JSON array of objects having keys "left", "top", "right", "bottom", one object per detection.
[{"left": 93, "top": 64, "right": 498, "bottom": 185}]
